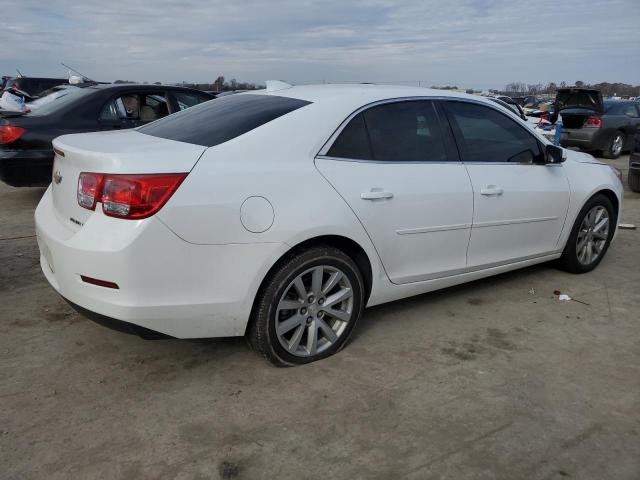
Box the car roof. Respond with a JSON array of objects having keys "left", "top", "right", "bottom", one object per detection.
[
  {"left": 251, "top": 83, "right": 492, "bottom": 111},
  {"left": 79, "top": 83, "right": 212, "bottom": 94}
]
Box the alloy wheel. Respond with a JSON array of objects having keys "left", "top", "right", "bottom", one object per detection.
[
  {"left": 576, "top": 205, "right": 609, "bottom": 265},
  {"left": 612, "top": 134, "right": 624, "bottom": 157},
  {"left": 275, "top": 265, "right": 353, "bottom": 357}
]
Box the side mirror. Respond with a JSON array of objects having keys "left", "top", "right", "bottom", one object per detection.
[{"left": 545, "top": 144, "right": 565, "bottom": 164}]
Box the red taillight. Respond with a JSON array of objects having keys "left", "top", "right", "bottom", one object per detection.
[
  {"left": 78, "top": 172, "right": 104, "bottom": 210},
  {"left": 584, "top": 116, "right": 602, "bottom": 128},
  {"left": 0, "top": 125, "right": 25, "bottom": 144},
  {"left": 78, "top": 172, "right": 187, "bottom": 219}
]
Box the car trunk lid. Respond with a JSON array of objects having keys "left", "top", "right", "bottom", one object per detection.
[
  {"left": 555, "top": 88, "right": 603, "bottom": 114},
  {"left": 51, "top": 130, "right": 206, "bottom": 232}
]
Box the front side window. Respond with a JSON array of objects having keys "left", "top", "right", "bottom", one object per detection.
[
  {"left": 327, "top": 100, "right": 447, "bottom": 162},
  {"left": 445, "top": 101, "right": 543, "bottom": 163}
]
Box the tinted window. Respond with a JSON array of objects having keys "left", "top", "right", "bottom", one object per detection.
[
  {"left": 139, "top": 94, "right": 310, "bottom": 146},
  {"left": 100, "top": 92, "right": 170, "bottom": 123},
  {"left": 364, "top": 101, "right": 447, "bottom": 161},
  {"left": 327, "top": 113, "right": 371, "bottom": 159},
  {"left": 488, "top": 97, "right": 520, "bottom": 116},
  {"left": 446, "top": 101, "right": 542, "bottom": 163},
  {"left": 620, "top": 104, "right": 639, "bottom": 117},
  {"left": 173, "top": 91, "right": 210, "bottom": 111},
  {"left": 329, "top": 101, "right": 447, "bottom": 162},
  {"left": 16, "top": 79, "right": 37, "bottom": 93},
  {"left": 29, "top": 87, "right": 93, "bottom": 116},
  {"left": 28, "top": 86, "right": 76, "bottom": 109},
  {"left": 603, "top": 102, "right": 637, "bottom": 115}
]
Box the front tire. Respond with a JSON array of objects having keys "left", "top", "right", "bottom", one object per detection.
[
  {"left": 558, "top": 194, "right": 616, "bottom": 273},
  {"left": 248, "top": 245, "right": 365, "bottom": 366},
  {"left": 603, "top": 131, "right": 625, "bottom": 159}
]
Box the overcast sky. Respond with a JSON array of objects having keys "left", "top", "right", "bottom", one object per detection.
[{"left": 1, "top": 0, "right": 639, "bottom": 89}]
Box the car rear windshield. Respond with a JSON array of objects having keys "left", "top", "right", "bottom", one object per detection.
[
  {"left": 138, "top": 94, "right": 311, "bottom": 147},
  {"left": 29, "top": 87, "right": 93, "bottom": 116}
]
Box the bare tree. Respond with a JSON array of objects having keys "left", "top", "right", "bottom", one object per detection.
[{"left": 213, "top": 76, "right": 225, "bottom": 92}]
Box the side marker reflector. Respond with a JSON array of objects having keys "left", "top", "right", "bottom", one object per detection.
[{"left": 81, "top": 275, "right": 120, "bottom": 289}]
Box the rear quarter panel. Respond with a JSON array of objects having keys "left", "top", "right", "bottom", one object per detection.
[{"left": 157, "top": 103, "right": 389, "bottom": 303}]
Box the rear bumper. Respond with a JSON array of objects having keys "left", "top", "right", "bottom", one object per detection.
[
  {"left": 0, "top": 149, "right": 53, "bottom": 187},
  {"left": 64, "top": 299, "right": 174, "bottom": 339},
  {"left": 560, "top": 128, "right": 609, "bottom": 151},
  {"left": 35, "top": 186, "right": 288, "bottom": 338}
]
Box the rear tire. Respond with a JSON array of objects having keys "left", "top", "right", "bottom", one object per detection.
[
  {"left": 603, "top": 131, "right": 625, "bottom": 159},
  {"left": 629, "top": 170, "right": 640, "bottom": 193},
  {"left": 557, "top": 194, "right": 616, "bottom": 273},
  {"left": 248, "top": 245, "right": 365, "bottom": 367}
]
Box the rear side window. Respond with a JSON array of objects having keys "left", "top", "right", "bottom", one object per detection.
[
  {"left": 139, "top": 94, "right": 311, "bottom": 146},
  {"left": 328, "top": 100, "right": 447, "bottom": 162},
  {"left": 327, "top": 113, "right": 371, "bottom": 159},
  {"left": 621, "top": 104, "right": 639, "bottom": 117},
  {"left": 100, "top": 92, "right": 171, "bottom": 123},
  {"left": 172, "top": 91, "right": 211, "bottom": 111},
  {"left": 445, "top": 101, "right": 543, "bottom": 163}
]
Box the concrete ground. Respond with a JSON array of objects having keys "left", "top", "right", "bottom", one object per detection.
[{"left": 1, "top": 155, "right": 639, "bottom": 480}]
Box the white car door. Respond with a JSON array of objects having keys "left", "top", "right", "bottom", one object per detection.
[
  {"left": 441, "top": 100, "right": 570, "bottom": 268},
  {"left": 316, "top": 100, "right": 473, "bottom": 284}
]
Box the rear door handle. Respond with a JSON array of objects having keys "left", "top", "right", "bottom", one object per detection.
[
  {"left": 361, "top": 189, "right": 394, "bottom": 200},
  {"left": 480, "top": 185, "right": 504, "bottom": 196}
]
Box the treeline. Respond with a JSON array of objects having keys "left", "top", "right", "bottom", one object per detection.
[
  {"left": 182, "top": 76, "right": 261, "bottom": 92},
  {"left": 113, "top": 76, "right": 261, "bottom": 91},
  {"left": 503, "top": 81, "right": 640, "bottom": 97}
]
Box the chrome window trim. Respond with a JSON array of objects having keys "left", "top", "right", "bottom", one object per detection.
[{"left": 316, "top": 155, "right": 463, "bottom": 166}]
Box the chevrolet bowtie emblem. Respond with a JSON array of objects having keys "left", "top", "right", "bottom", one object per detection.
[{"left": 53, "top": 171, "right": 63, "bottom": 184}]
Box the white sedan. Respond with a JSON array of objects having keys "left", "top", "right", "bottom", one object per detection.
[{"left": 35, "top": 83, "right": 623, "bottom": 366}]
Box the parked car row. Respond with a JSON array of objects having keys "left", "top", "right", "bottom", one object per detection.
[
  {"left": 1, "top": 76, "right": 69, "bottom": 99},
  {"left": 0, "top": 83, "right": 214, "bottom": 186},
  {"left": 488, "top": 88, "right": 640, "bottom": 159},
  {"left": 560, "top": 97, "right": 640, "bottom": 159},
  {"left": 32, "top": 82, "right": 623, "bottom": 365}
]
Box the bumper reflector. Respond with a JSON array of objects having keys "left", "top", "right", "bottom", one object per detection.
[{"left": 80, "top": 275, "right": 120, "bottom": 289}]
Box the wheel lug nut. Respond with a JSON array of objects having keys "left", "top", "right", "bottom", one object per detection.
[
  {"left": 317, "top": 311, "right": 324, "bottom": 318},
  {"left": 318, "top": 298, "right": 325, "bottom": 305},
  {"left": 300, "top": 307, "right": 307, "bottom": 315},
  {"left": 308, "top": 295, "right": 315, "bottom": 303},
  {"left": 306, "top": 317, "right": 313, "bottom": 325}
]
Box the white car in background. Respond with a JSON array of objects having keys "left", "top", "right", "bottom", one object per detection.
[{"left": 35, "top": 83, "right": 623, "bottom": 366}]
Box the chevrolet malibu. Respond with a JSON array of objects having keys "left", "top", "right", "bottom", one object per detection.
[{"left": 35, "top": 83, "right": 623, "bottom": 366}]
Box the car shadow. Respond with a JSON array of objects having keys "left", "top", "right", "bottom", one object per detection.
[
  {"left": 3, "top": 185, "right": 48, "bottom": 205},
  {"left": 350, "top": 262, "right": 554, "bottom": 343}
]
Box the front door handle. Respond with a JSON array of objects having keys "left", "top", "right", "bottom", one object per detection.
[
  {"left": 480, "top": 185, "right": 504, "bottom": 196},
  {"left": 361, "top": 189, "right": 394, "bottom": 200}
]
